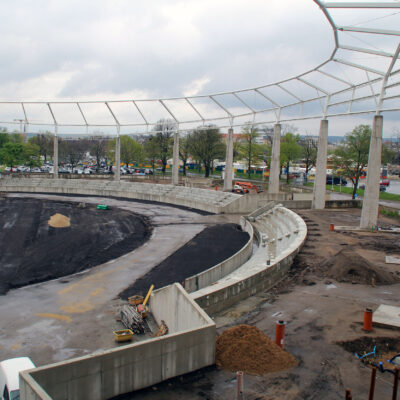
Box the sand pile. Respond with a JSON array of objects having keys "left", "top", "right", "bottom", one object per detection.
[
  {"left": 216, "top": 325, "right": 298, "bottom": 375},
  {"left": 48, "top": 213, "right": 70, "bottom": 228},
  {"left": 322, "top": 249, "right": 399, "bottom": 285}
]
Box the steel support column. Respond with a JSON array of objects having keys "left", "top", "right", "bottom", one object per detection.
[
  {"left": 223, "top": 128, "right": 234, "bottom": 192},
  {"left": 360, "top": 115, "right": 383, "bottom": 228},
  {"left": 268, "top": 123, "right": 281, "bottom": 194},
  {"left": 313, "top": 119, "right": 329, "bottom": 209}
]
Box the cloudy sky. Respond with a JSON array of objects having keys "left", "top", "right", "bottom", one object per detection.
[{"left": 1, "top": 0, "right": 399, "bottom": 136}]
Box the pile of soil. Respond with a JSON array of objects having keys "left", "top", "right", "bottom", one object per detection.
[
  {"left": 216, "top": 325, "right": 298, "bottom": 375},
  {"left": 48, "top": 213, "right": 70, "bottom": 228},
  {"left": 119, "top": 223, "right": 249, "bottom": 299},
  {"left": 322, "top": 249, "right": 399, "bottom": 285},
  {"left": 0, "top": 198, "right": 152, "bottom": 294}
]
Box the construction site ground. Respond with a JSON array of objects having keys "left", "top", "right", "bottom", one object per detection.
[
  {"left": 1, "top": 193, "right": 400, "bottom": 399},
  {"left": 124, "top": 208, "right": 400, "bottom": 400}
]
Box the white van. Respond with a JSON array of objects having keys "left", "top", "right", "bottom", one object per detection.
[{"left": 0, "top": 357, "right": 35, "bottom": 400}]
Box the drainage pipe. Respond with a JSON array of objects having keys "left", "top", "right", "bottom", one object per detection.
[
  {"left": 275, "top": 320, "right": 286, "bottom": 349},
  {"left": 364, "top": 308, "right": 373, "bottom": 332}
]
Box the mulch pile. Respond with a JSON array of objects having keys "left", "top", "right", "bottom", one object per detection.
[
  {"left": 216, "top": 325, "right": 298, "bottom": 375},
  {"left": 322, "top": 249, "right": 399, "bottom": 285}
]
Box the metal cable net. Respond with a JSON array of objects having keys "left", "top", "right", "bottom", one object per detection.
[{"left": 1, "top": 0, "right": 400, "bottom": 135}]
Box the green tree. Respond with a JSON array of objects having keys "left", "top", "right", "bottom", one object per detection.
[
  {"left": 152, "top": 119, "right": 176, "bottom": 173},
  {"left": 22, "top": 143, "right": 41, "bottom": 169},
  {"left": 299, "top": 134, "right": 318, "bottom": 182},
  {"left": 0, "top": 127, "right": 10, "bottom": 149},
  {"left": 9, "top": 133, "right": 24, "bottom": 144},
  {"left": 0, "top": 142, "right": 24, "bottom": 168},
  {"left": 29, "top": 132, "right": 53, "bottom": 162},
  {"left": 239, "top": 123, "right": 264, "bottom": 178},
  {"left": 144, "top": 136, "right": 159, "bottom": 174},
  {"left": 280, "top": 132, "right": 301, "bottom": 183},
  {"left": 190, "top": 125, "right": 225, "bottom": 177},
  {"left": 332, "top": 125, "right": 371, "bottom": 199},
  {"left": 120, "top": 135, "right": 143, "bottom": 167},
  {"left": 108, "top": 136, "right": 143, "bottom": 169},
  {"left": 179, "top": 133, "right": 193, "bottom": 176}
]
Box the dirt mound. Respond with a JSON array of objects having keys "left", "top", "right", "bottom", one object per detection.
[
  {"left": 48, "top": 213, "right": 70, "bottom": 228},
  {"left": 216, "top": 325, "right": 298, "bottom": 375},
  {"left": 322, "top": 249, "right": 399, "bottom": 285}
]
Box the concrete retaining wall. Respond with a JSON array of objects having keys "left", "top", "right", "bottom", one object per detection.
[
  {"left": 184, "top": 216, "right": 254, "bottom": 293},
  {"left": 0, "top": 177, "right": 241, "bottom": 214},
  {"left": 190, "top": 205, "right": 307, "bottom": 315},
  {"left": 222, "top": 192, "right": 290, "bottom": 213},
  {"left": 20, "top": 284, "right": 215, "bottom": 400}
]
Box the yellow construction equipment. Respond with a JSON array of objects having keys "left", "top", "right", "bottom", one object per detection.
[{"left": 136, "top": 284, "right": 154, "bottom": 318}]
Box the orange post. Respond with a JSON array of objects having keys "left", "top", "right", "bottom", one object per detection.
[
  {"left": 236, "top": 371, "right": 243, "bottom": 400},
  {"left": 275, "top": 320, "right": 286, "bottom": 349},
  {"left": 329, "top": 223, "right": 334, "bottom": 231},
  {"left": 364, "top": 308, "right": 373, "bottom": 332}
]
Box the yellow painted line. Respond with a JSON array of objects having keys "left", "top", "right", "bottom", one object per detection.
[
  {"left": 36, "top": 313, "right": 72, "bottom": 323},
  {"left": 58, "top": 269, "right": 115, "bottom": 295},
  {"left": 60, "top": 299, "right": 94, "bottom": 314}
]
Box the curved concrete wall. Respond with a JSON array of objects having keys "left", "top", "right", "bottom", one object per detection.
[
  {"left": 184, "top": 216, "right": 254, "bottom": 293},
  {"left": 190, "top": 205, "right": 307, "bottom": 315},
  {"left": 0, "top": 177, "right": 241, "bottom": 214}
]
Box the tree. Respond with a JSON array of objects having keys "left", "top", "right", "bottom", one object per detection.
[
  {"left": 332, "top": 125, "right": 371, "bottom": 199},
  {"left": 0, "top": 128, "right": 9, "bottom": 149},
  {"left": 179, "top": 133, "right": 193, "bottom": 176},
  {"left": 280, "top": 132, "right": 301, "bottom": 183},
  {"left": 152, "top": 119, "right": 176, "bottom": 173},
  {"left": 239, "top": 123, "right": 265, "bottom": 177},
  {"left": 29, "top": 132, "right": 53, "bottom": 162},
  {"left": 59, "top": 139, "right": 88, "bottom": 169},
  {"left": 190, "top": 125, "right": 225, "bottom": 177},
  {"left": 9, "top": 133, "right": 24, "bottom": 144},
  {"left": 144, "top": 135, "right": 159, "bottom": 174},
  {"left": 107, "top": 136, "right": 143, "bottom": 169},
  {"left": 90, "top": 137, "right": 109, "bottom": 171},
  {"left": 22, "top": 143, "right": 41, "bottom": 169},
  {"left": 299, "top": 134, "right": 318, "bottom": 182},
  {"left": 0, "top": 142, "right": 24, "bottom": 167},
  {"left": 120, "top": 135, "right": 143, "bottom": 167}
]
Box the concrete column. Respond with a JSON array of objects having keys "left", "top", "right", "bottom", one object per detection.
[
  {"left": 268, "top": 123, "right": 281, "bottom": 194},
  {"left": 172, "top": 130, "right": 179, "bottom": 186},
  {"left": 360, "top": 115, "right": 383, "bottom": 228},
  {"left": 114, "top": 134, "right": 121, "bottom": 181},
  {"left": 53, "top": 127, "right": 58, "bottom": 179},
  {"left": 223, "top": 128, "right": 234, "bottom": 192},
  {"left": 313, "top": 119, "right": 329, "bottom": 209}
]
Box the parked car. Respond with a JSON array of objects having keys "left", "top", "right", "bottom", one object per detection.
[
  {"left": 0, "top": 357, "right": 35, "bottom": 400},
  {"left": 326, "top": 175, "right": 347, "bottom": 185},
  {"left": 380, "top": 178, "right": 390, "bottom": 186}
]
